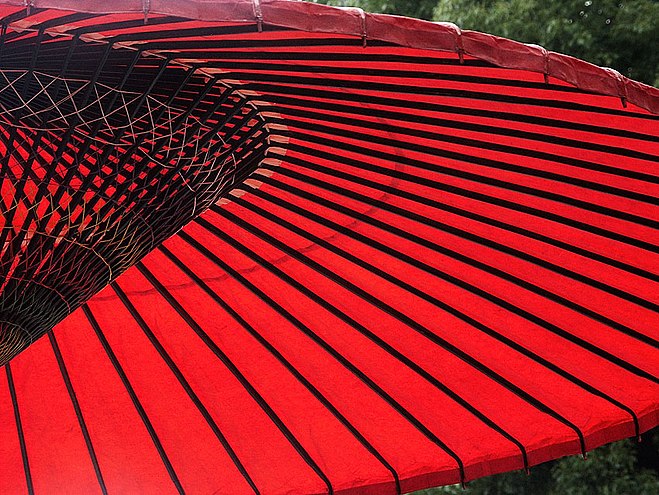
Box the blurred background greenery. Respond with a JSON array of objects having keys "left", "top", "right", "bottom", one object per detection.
[
  {"left": 312, "top": 0, "right": 659, "bottom": 86},
  {"left": 309, "top": 1, "right": 659, "bottom": 493}
]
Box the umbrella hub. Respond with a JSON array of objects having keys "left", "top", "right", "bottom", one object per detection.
[{"left": 0, "top": 69, "right": 271, "bottom": 364}]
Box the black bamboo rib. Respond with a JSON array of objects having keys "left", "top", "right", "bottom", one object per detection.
[
  {"left": 234, "top": 190, "right": 642, "bottom": 439},
  {"left": 25, "top": 12, "right": 97, "bottom": 31},
  {"left": 157, "top": 244, "right": 404, "bottom": 494},
  {"left": 144, "top": 50, "right": 495, "bottom": 66},
  {"left": 109, "top": 282, "right": 261, "bottom": 495},
  {"left": 243, "top": 83, "right": 659, "bottom": 143},
  {"left": 0, "top": 21, "right": 6, "bottom": 57},
  {"left": 66, "top": 16, "right": 186, "bottom": 37},
  {"left": 48, "top": 331, "right": 108, "bottom": 495},
  {"left": 270, "top": 137, "right": 659, "bottom": 254},
  {"left": 279, "top": 119, "right": 659, "bottom": 229},
  {"left": 249, "top": 172, "right": 659, "bottom": 374},
  {"left": 266, "top": 94, "right": 659, "bottom": 166},
  {"left": 99, "top": 22, "right": 273, "bottom": 43},
  {"left": 135, "top": 262, "right": 336, "bottom": 495},
  {"left": 175, "top": 229, "right": 470, "bottom": 484},
  {"left": 276, "top": 141, "right": 659, "bottom": 283},
  {"left": 5, "top": 363, "right": 34, "bottom": 495},
  {"left": 123, "top": 37, "right": 385, "bottom": 49},
  {"left": 82, "top": 304, "right": 185, "bottom": 495},
  {"left": 200, "top": 210, "right": 590, "bottom": 457},
  {"left": 256, "top": 167, "right": 659, "bottom": 351}
]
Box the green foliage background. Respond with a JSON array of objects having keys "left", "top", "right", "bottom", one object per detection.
[
  {"left": 309, "top": 1, "right": 659, "bottom": 493},
  {"left": 312, "top": 0, "right": 659, "bottom": 86}
]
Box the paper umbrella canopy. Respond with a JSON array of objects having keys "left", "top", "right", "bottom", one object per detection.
[{"left": 0, "top": 1, "right": 657, "bottom": 494}]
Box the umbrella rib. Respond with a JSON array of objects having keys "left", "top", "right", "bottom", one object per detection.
[
  {"left": 277, "top": 102, "right": 659, "bottom": 185},
  {"left": 135, "top": 262, "right": 337, "bottom": 495},
  {"left": 246, "top": 83, "right": 659, "bottom": 143},
  {"left": 158, "top": 244, "right": 404, "bottom": 495},
  {"left": 206, "top": 207, "right": 595, "bottom": 457},
  {"left": 82, "top": 304, "right": 186, "bottom": 495},
  {"left": 261, "top": 164, "right": 659, "bottom": 349},
  {"left": 186, "top": 60, "right": 592, "bottom": 95},
  {"left": 63, "top": 16, "right": 184, "bottom": 37},
  {"left": 48, "top": 331, "right": 108, "bottom": 495},
  {"left": 265, "top": 94, "right": 659, "bottom": 168},
  {"left": 182, "top": 202, "right": 532, "bottom": 469},
  {"left": 5, "top": 363, "right": 34, "bottom": 495},
  {"left": 236, "top": 188, "right": 643, "bottom": 439},
  {"left": 97, "top": 22, "right": 272, "bottom": 43},
  {"left": 108, "top": 281, "right": 262, "bottom": 495},
  {"left": 282, "top": 120, "right": 659, "bottom": 229},
  {"left": 25, "top": 12, "right": 98, "bottom": 32},
  {"left": 149, "top": 37, "right": 379, "bottom": 50},
  {"left": 279, "top": 141, "right": 659, "bottom": 284},
  {"left": 281, "top": 131, "right": 658, "bottom": 254},
  {"left": 219, "top": 71, "right": 659, "bottom": 120},
  {"left": 0, "top": 22, "right": 6, "bottom": 60},
  {"left": 175, "top": 228, "right": 470, "bottom": 485},
  {"left": 256, "top": 170, "right": 659, "bottom": 370},
  {"left": 160, "top": 50, "right": 493, "bottom": 66}
]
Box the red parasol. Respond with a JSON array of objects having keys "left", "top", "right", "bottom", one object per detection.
[{"left": 0, "top": 1, "right": 657, "bottom": 493}]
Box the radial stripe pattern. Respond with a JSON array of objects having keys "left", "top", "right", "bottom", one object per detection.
[{"left": 0, "top": 2, "right": 657, "bottom": 494}]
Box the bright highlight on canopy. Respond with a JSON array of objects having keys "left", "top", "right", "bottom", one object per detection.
[{"left": 0, "top": 1, "right": 657, "bottom": 494}]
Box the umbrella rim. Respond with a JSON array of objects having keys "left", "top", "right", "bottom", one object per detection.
[{"left": 0, "top": 0, "right": 657, "bottom": 115}]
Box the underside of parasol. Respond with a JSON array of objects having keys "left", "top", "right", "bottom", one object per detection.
[{"left": 0, "top": 1, "right": 657, "bottom": 494}]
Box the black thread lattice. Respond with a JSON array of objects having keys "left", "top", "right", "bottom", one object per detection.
[{"left": 0, "top": 36, "right": 269, "bottom": 364}]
